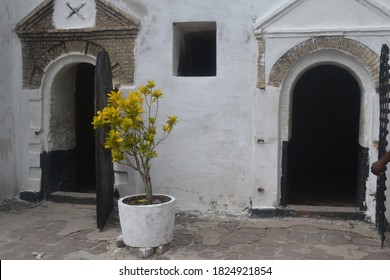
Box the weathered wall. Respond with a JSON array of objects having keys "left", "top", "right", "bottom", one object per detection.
[
  {"left": 110, "top": 0, "right": 390, "bottom": 217},
  {"left": 111, "top": 0, "right": 287, "bottom": 213},
  {"left": 0, "top": 0, "right": 18, "bottom": 202},
  {"left": 251, "top": 0, "right": 390, "bottom": 221},
  {"left": 1, "top": 0, "right": 390, "bottom": 221}
]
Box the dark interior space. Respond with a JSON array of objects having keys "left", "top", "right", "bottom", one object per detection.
[
  {"left": 75, "top": 63, "right": 96, "bottom": 192},
  {"left": 178, "top": 30, "right": 216, "bottom": 76},
  {"left": 287, "top": 65, "right": 361, "bottom": 206}
]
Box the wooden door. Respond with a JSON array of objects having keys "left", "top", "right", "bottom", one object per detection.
[{"left": 94, "top": 50, "right": 115, "bottom": 230}]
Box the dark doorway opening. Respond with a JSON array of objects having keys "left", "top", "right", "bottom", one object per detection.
[
  {"left": 75, "top": 63, "right": 96, "bottom": 192},
  {"left": 287, "top": 65, "right": 361, "bottom": 206}
]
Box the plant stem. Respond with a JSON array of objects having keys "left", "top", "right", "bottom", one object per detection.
[{"left": 144, "top": 169, "right": 153, "bottom": 204}]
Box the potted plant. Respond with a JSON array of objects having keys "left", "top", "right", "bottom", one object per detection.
[{"left": 92, "top": 80, "right": 178, "bottom": 252}]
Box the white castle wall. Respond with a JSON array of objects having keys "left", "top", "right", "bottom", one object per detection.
[{"left": 1, "top": 0, "right": 390, "bottom": 222}]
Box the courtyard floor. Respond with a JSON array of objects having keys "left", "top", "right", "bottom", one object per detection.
[{"left": 0, "top": 198, "right": 389, "bottom": 260}]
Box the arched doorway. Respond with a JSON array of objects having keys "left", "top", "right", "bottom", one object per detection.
[
  {"left": 40, "top": 52, "right": 115, "bottom": 228},
  {"left": 41, "top": 61, "right": 96, "bottom": 196},
  {"left": 287, "top": 65, "right": 361, "bottom": 206}
]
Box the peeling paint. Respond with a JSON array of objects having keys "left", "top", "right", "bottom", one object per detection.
[{"left": 4, "top": 0, "right": 390, "bottom": 218}]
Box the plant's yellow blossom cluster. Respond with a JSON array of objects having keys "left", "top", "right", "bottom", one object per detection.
[{"left": 92, "top": 80, "right": 178, "bottom": 164}]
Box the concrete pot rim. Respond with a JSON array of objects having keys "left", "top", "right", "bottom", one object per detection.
[{"left": 118, "top": 193, "right": 176, "bottom": 208}]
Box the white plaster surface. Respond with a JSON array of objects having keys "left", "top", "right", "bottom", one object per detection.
[
  {"left": 53, "top": 0, "right": 96, "bottom": 29},
  {"left": 1, "top": 0, "right": 390, "bottom": 222},
  {"left": 0, "top": 0, "right": 18, "bottom": 201}
]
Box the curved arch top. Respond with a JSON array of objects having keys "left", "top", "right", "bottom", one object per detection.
[
  {"left": 277, "top": 47, "right": 376, "bottom": 149},
  {"left": 28, "top": 41, "right": 128, "bottom": 89},
  {"left": 267, "top": 36, "right": 380, "bottom": 89}
]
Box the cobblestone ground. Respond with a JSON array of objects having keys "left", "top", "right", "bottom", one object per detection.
[{"left": 0, "top": 199, "right": 389, "bottom": 260}]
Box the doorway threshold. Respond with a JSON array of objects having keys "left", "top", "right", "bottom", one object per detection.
[
  {"left": 284, "top": 204, "right": 365, "bottom": 220},
  {"left": 287, "top": 204, "right": 358, "bottom": 213},
  {"left": 251, "top": 205, "right": 366, "bottom": 220},
  {"left": 49, "top": 191, "right": 96, "bottom": 205}
]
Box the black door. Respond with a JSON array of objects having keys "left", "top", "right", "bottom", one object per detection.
[{"left": 95, "top": 50, "right": 115, "bottom": 230}]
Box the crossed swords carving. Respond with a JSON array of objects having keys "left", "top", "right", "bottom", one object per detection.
[{"left": 66, "top": 2, "right": 86, "bottom": 20}]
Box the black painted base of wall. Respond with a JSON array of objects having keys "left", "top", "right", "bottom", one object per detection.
[
  {"left": 19, "top": 191, "right": 43, "bottom": 203},
  {"left": 19, "top": 191, "right": 98, "bottom": 205},
  {"left": 18, "top": 148, "right": 97, "bottom": 205},
  {"left": 251, "top": 207, "right": 366, "bottom": 221},
  {"left": 41, "top": 149, "right": 79, "bottom": 200}
]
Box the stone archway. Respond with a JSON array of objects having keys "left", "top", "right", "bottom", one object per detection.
[
  {"left": 15, "top": 0, "right": 139, "bottom": 90},
  {"left": 39, "top": 55, "right": 97, "bottom": 197},
  {"left": 266, "top": 37, "right": 380, "bottom": 89},
  {"left": 25, "top": 41, "right": 129, "bottom": 90},
  {"left": 275, "top": 47, "right": 376, "bottom": 210}
]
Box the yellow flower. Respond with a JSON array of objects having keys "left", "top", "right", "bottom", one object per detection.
[
  {"left": 147, "top": 132, "right": 155, "bottom": 141},
  {"left": 152, "top": 89, "right": 164, "bottom": 99},
  {"left": 92, "top": 113, "right": 104, "bottom": 128},
  {"left": 92, "top": 81, "right": 178, "bottom": 171},
  {"left": 146, "top": 80, "right": 156, "bottom": 89},
  {"left": 138, "top": 85, "right": 149, "bottom": 95},
  {"left": 111, "top": 149, "right": 125, "bottom": 162},
  {"left": 167, "top": 115, "right": 178, "bottom": 125},
  {"left": 162, "top": 116, "right": 178, "bottom": 132},
  {"left": 105, "top": 129, "right": 124, "bottom": 148},
  {"left": 135, "top": 115, "right": 143, "bottom": 122},
  {"left": 108, "top": 90, "right": 122, "bottom": 104},
  {"left": 120, "top": 118, "right": 134, "bottom": 130},
  {"left": 101, "top": 107, "right": 120, "bottom": 121},
  {"left": 162, "top": 124, "right": 171, "bottom": 132}
]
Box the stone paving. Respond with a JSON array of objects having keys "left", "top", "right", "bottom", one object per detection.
[{"left": 0, "top": 199, "right": 389, "bottom": 260}]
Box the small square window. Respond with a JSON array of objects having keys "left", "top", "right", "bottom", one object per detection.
[{"left": 173, "top": 22, "right": 216, "bottom": 77}]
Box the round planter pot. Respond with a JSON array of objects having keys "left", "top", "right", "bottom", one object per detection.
[{"left": 118, "top": 194, "right": 176, "bottom": 248}]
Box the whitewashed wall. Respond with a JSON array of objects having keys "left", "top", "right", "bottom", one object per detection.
[
  {"left": 111, "top": 0, "right": 390, "bottom": 217},
  {"left": 0, "top": 0, "right": 18, "bottom": 201},
  {"left": 111, "top": 0, "right": 286, "bottom": 213},
  {"left": 1, "top": 0, "right": 390, "bottom": 221},
  {"left": 252, "top": 0, "right": 390, "bottom": 221}
]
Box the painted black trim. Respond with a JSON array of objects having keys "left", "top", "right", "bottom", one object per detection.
[
  {"left": 19, "top": 191, "right": 43, "bottom": 202},
  {"left": 357, "top": 146, "right": 369, "bottom": 211},
  {"left": 280, "top": 141, "right": 289, "bottom": 206},
  {"left": 40, "top": 149, "right": 78, "bottom": 199}
]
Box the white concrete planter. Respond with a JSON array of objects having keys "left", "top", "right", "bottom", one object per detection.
[{"left": 118, "top": 194, "right": 176, "bottom": 248}]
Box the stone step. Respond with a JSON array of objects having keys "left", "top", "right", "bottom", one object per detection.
[
  {"left": 49, "top": 191, "right": 96, "bottom": 205},
  {"left": 252, "top": 205, "right": 365, "bottom": 220}
]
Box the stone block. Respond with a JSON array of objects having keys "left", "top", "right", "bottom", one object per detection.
[
  {"left": 314, "top": 36, "right": 341, "bottom": 50},
  {"left": 155, "top": 243, "right": 172, "bottom": 255},
  {"left": 129, "top": 247, "right": 155, "bottom": 258},
  {"left": 115, "top": 235, "right": 126, "bottom": 248}
]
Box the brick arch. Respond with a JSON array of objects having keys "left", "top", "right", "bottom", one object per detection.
[
  {"left": 16, "top": 0, "right": 139, "bottom": 90},
  {"left": 28, "top": 41, "right": 127, "bottom": 88},
  {"left": 267, "top": 37, "right": 380, "bottom": 89}
]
